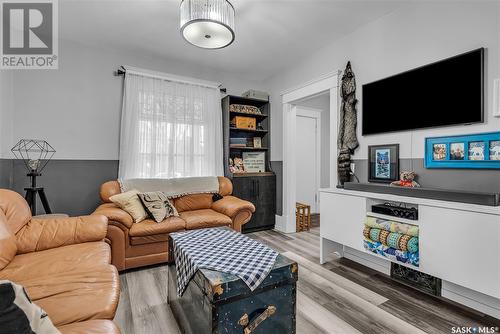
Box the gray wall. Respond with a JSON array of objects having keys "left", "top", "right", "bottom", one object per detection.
[
  {"left": 0, "top": 159, "right": 12, "bottom": 189},
  {"left": 6, "top": 159, "right": 282, "bottom": 217},
  {"left": 270, "top": 157, "right": 500, "bottom": 215},
  {"left": 270, "top": 161, "right": 283, "bottom": 215},
  {"left": 10, "top": 152, "right": 483, "bottom": 218},
  {"left": 352, "top": 159, "right": 500, "bottom": 194},
  {"left": 4, "top": 160, "right": 118, "bottom": 216}
]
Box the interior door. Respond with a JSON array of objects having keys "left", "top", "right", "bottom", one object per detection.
[{"left": 295, "top": 113, "right": 319, "bottom": 213}]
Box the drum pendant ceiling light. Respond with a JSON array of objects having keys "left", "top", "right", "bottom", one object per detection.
[{"left": 180, "top": 0, "right": 235, "bottom": 49}]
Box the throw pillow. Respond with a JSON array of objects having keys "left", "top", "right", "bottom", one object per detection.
[
  {"left": 165, "top": 197, "right": 179, "bottom": 219},
  {"left": 138, "top": 191, "right": 179, "bottom": 223},
  {"left": 110, "top": 190, "right": 148, "bottom": 223},
  {"left": 0, "top": 280, "right": 60, "bottom": 334}
]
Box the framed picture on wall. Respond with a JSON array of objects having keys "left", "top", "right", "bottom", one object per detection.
[
  {"left": 368, "top": 144, "right": 400, "bottom": 183},
  {"left": 425, "top": 131, "right": 500, "bottom": 169}
]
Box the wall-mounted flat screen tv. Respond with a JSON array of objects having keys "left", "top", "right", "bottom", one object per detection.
[{"left": 362, "top": 48, "right": 484, "bottom": 135}]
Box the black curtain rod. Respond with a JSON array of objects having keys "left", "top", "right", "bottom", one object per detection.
[
  {"left": 115, "top": 66, "right": 227, "bottom": 93},
  {"left": 114, "top": 65, "right": 126, "bottom": 76}
]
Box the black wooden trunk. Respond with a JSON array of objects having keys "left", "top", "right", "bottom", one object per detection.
[{"left": 168, "top": 255, "right": 297, "bottom": 334}]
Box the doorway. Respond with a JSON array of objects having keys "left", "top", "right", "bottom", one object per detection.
[
  {"left": 279, "top": 71, "right": 340, "bottom": 233},
  {"left": 295, "top": 106, "right": 321, "bottom": 213}
]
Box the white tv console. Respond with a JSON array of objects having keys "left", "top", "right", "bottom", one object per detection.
[{"left": 320, "top": 187, "right": 500, "bottom": 318}]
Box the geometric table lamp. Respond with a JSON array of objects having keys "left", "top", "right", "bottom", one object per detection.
[{"left": 11, "top": 139, "right": 56, "bottom": 214}]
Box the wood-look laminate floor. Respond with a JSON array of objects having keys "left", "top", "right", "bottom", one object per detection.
[{"left": 115, "top": 227, "right": 500, "bottom": 334}]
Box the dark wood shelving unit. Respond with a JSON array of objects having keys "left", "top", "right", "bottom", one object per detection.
[{"left": 222, "top": 95, "right": 276, "bottom": 233}]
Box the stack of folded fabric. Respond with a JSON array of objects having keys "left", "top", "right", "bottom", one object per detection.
[{"left": 363, "top": 216, "right": 419, "bottom": 267}]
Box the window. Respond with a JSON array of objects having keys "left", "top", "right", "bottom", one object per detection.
[{"left": 118, "top": 72, "right": 223, "bottom": 179}]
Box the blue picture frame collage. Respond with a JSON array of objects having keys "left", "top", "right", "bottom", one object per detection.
[{"left": 425, "top": 132, "right": 500, "bottom": 169}]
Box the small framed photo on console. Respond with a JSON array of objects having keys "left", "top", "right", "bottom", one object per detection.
[
  {"left": 425, "top": 132, "right": 500, "bottom": 169},
  {"left": 368, "top": 144, "right": 399, "bottom": 183}
]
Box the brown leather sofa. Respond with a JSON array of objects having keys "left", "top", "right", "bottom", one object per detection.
[
  {"left": 94, "top": 176, "right": 255, "bottom": 271},
  {"left": 0, "top": 189, "right": 120, "bottom": 334}
]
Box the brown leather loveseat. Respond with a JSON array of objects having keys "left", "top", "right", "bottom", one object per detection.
[
  {"left": 0, "top": 189, "right": 120, "bottom": 333},
  {"left": 94, "top": 176, "right": 256, "bottom": 271}
]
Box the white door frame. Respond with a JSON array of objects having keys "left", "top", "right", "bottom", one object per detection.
[
  {"left": 278, "top": 71, "right": 340, "bottom": 233},
  {"left": 295, "top": 106, "right": 321, "bottom": 213}
]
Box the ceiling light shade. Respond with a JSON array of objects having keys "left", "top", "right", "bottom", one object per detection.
[{"left": 180, "top": 0, "right": 235, "bottom": 49}]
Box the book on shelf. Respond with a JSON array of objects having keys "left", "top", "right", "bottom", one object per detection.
[
  {"left": 230, "top": 137, "right": 247, "bottom": 144},
  {"left": 230, "top": 137, "right": 254, "bottom": 148}
]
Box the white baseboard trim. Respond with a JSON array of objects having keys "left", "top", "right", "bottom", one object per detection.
[
  {"left": 442, "top": 281, "right": 500, "bottom": 319},
  {"left": 274, "top": 214, "right": 296, "bottom": 234}
]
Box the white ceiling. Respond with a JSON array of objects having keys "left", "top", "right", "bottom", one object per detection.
[{"left": 60, "top": 0, "right": 402, "bottom": 81}]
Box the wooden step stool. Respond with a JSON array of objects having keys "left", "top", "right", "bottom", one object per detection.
[{"left": 296, "top": 202, "right": 311, "bottom": 232}]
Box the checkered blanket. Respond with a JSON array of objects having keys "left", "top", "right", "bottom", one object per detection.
[{"left": 170, "top": 228, "right": 279, "bottom": 296}]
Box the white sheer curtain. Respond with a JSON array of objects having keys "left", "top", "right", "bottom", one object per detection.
[{"left": 118, "top": 71, "right": 223, "bottom": 179}]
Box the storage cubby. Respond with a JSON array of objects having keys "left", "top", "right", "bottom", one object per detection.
[
  {"left": 365, "top": 198, "right": 419, "bottom": 225},
  {"left": 363, "top": 197, "right": 420, "bottom": 268}
]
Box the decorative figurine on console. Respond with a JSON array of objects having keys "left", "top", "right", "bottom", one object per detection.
[{"left": 390, "top": 171, "right": 421, "bottom": 187}]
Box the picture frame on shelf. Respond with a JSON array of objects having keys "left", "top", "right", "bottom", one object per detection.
[
  {"left": 253, "top": 137, "right": 262, "bottom": 148},
  {"left": 425, "top": 131, "right": 500, "bottom": 169},
  {"left": 368, "top": 144, "right": 399, "bottom": 183},
  {"left": 243, "top": 152, "right": 266, "bottom": 173}
]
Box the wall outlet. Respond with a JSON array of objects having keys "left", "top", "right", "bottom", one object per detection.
[
  {"left": 350, "top": 162, "right": 356, "bottom": 174},
  {"left": 494, "top": 79, "right": 500, "bottom": 117}
]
